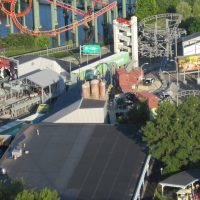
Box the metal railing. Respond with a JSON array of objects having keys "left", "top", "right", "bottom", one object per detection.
[
  {"left": 12, "top": 43, "right": 77, "bottom": 58},
  {"left": 177, "top": 90, "right": 200, "bottom": 98}
]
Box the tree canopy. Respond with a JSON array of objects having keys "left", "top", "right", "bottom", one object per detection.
[
  {"left": 15, "top": 188, "right": 60, "bottom": 200},
  {"left": 135, "top": 0, "right": 157, "bottom": 20},
  {"left": 156, "top": 0, "right": 179, "bottom": 13},
  {"left": 192, "top": 0, "right": 200, "bottom": 17},
  {"left": 142, "top": 96, "right": 200, "bottom": 173},
  {"left": 0, "top": 180, "right": 60, "bottom": 200},
  {"left": 176, "top": 1, "right": 192, "bottom": 20}
]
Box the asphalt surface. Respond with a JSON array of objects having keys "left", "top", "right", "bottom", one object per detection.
[{"left": 1, "top": 124, "right": 147, "bottom": 200}]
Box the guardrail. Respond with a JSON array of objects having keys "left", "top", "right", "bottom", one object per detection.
[
  {"left": 177, "top": 90, "right": 200, "bottom": 97},
  {"left": 132, "top": 155, "right": 151, "bottom": 200},
  {"left": 12, "top": 43, "right": 77, "bottom": 58}
]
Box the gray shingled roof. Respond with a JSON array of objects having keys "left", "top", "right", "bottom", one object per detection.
[
  {"left": 16, "top": 55, "right": 79, "bottom": 73},
  {"left": 160, "top": 169, "right": 200, "bottom": 188},
  {"left": 26, "top": 68, "right": 60, "bottom": 87}
]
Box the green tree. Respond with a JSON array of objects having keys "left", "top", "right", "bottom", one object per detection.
[
  {"left": 0, "top": 180, "right": 25, "bottom": 200},
  {"left": 135, "top": 0, "right": 157, "bottom": 20},
  {"left": 34, "top": 36, "right": 50, "bottom": 49},
  {"left": 176, "top": 1, "right": 192, "bottom": 19},
  {"left": 142, "top": 96, "right": 200, "bottom": 173},
  {"left": 185, "top": 0, "right": 195, "bottom": 6},
  {"left": 193, "top": 0, "right": 200, "bottom": 17},
  {"left": 35, "top": 188, "right": 60, "bottom": 200},
  {"left": 15, "top": 188, "right": 60, "bottom": 200},
  {"left": 15, "top": 190, "right": 35, "bottom": 200},
  {"left": 156, "top": 0, "right": 179, "bottom": 13},
  {"left": 188, "top": 17, "right": 200, "bottom": 33}
]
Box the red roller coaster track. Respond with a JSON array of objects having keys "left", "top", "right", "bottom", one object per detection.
[{"left": 0, "top": 0, "right": 117, "bottom": 36}]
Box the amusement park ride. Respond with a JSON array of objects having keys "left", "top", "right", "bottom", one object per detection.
[{"left": 0, "top": 0, "right": 117, "bottom": 36}]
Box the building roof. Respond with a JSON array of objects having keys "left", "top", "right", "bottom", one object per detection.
[
  {"left": 159, "top": 169, "right": 200, "bottom": 188},
  {"left": 26, "top": 68, "right": 61, "bottom": 87},
  {"left": 0, "top": 124, "right": 147, "bottom": 200},
  {"left": 43, "top": 83, "right": 82, "bottom": 122},
  {"left": 80, "top": 98, "right": 106, "bottom": 109},
  {"left": 16, "top": 55, "right": 79, "bottom": 73},
  {"left": 183, "top": 32, "right": 200, "bottom": 42},
  {"left": 137, "top": 91, "right": 158, "bottom": 99}
]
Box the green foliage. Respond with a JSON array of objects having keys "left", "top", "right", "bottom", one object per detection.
[
  {"left": 156, "top": 0, "right": 179, "bottom": 13},
  {"left": 0, "top": 180, "right": 60, "bottom": 200},
  {"left": 0, "top": 34, "right": 35, "bottom": 49},
  {"left": 35, "top": 188, "right": 60, "bottom": 200},
  {"left": 0, "top": 179, "right": 25, "bottom": 200},
  {"left": 127, "top": 100, "right": 149, "bottom": 124},
  {"left": 176, "top": 1, "right": 192, "bottom": 19},
  {"left": 188, "top": 17, "right": 200, "bottom": 33},
  {"left": 185, "top": 0, "right": 195, "bottom": 6},
  {"left": 15, "top": 188, "right": 60, "bottom": 200},
  {"left": 192, "top": 0, "right": 200, "bottom": 17},
  {"left": 15, "top": 190, "right": 35, "bottom": 200},
  {"left": 34, "top": 36, "right": 50, "bottom": 48},
  {"left": 142, "top": 96, "right": 200, "bottom": 173},
  {"left": 135, "top": 0, "right": 157, "bottom": 19}
]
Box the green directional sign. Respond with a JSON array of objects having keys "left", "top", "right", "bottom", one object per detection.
[{"left": 82, "top": 45, "right": 101, "bottom": 54}]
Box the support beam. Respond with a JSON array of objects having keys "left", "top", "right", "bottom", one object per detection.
[
  {"left": 33, "top": 0, "right": 41, "bottom": 31},
  {"left": 95, "top": 18, "right": 98, "bottom": 43},
  {"left": 72, "top": 0, "right": 79, "bottom": 47},
  {"left": 114, "top": 6, "right": 118, "bottom": 19},
  {"left": 51, "top": 0, "right": 60, "bottom": 46},
  {"left": 10, "top": 17, "right": 14, "bottom": 34},
  {"left": 122, "top": 0, "right": 126, "bottom": 18}
]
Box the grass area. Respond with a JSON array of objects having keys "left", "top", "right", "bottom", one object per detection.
[
  {"left": 145, "top": 18, "right": 166, "bottom": 30},
  {"left": 49, "top": 49, "right": 79, "bottom": 59},
  {"left": 1, "top": 47, "right": 46, "bottom": 57}
]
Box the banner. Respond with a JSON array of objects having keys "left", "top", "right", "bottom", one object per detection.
[{"left": 178, "top": 55, "right": 200, "bottom": 72}]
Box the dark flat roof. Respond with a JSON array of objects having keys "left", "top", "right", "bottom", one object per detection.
[
  {"left": 80, "top": 99, "right": 106, "bottom": 109},
  {"left": 183, "top": 32, "right": 200, "bottom": 42},
  {"left": 0, "top": 124, "right": 147, "bottom": 200}
]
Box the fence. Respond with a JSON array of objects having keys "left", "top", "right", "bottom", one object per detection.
[{"left": 11, "top": 43, "right": 77, "bottom": 58}]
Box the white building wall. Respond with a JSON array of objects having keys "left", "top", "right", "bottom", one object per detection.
[
  {"left": 54, "top": 108, "right": 105, "bottom": 123},
  {"left": 18, "top": 57, "right": 68, "bottom": 82},
  {"left": 131, "top": 16, "right": 139, "bottom": 68},
  {"left": 183, "top": 42, "right": 200, "bottom": 56},
  {"left": 113, "top": 16, "right": 139, "bottom": 68}
]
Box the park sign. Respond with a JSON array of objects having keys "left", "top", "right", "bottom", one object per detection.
[{"left": 82, "top": 45, "right": 101, "bottom": 55}]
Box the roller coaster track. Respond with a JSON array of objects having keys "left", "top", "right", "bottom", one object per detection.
[
  {"left": 0, "top": 0, "right": 117, "bottom": 36},
  {"left": 0, "top": 0, "right": 33, "bottom": 17}
]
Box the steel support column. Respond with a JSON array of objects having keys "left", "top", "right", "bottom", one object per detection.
[
  {"left": 122, "top": 0, "right": 126, "bottom": 18},
  {"left": 114, "top": 6, "right": 118, "bottom": 19},
  {"left": 51, "top": 0, "right": 60, "bottom": 46},
  {"left": 10, "top": 17, "right": 14, "bottom": 34},
  {"left": 33, "top": 0, "right": 41, "bottom": 31},
  {"left": 72, "top": 0, "right": 79, "bottom": 47},
  {"left": 95, "top": 18, "right": 98, "bottom": 43}
]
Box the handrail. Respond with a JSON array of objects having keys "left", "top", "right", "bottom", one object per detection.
[
  {"left": 12, "top": 44, "right": 77, "bottom": 58},
  {"left": 132, "top": 155, "right": 151, "bottom": 200}
]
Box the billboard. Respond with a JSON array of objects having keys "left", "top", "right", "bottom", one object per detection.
[
  {"left": 107, "top": 53, "right": 130, "bottom": 67},
  {"left": 82, "top": 45, "right": 101, "bottom": 54},
  {"left": 178, "top": 54, "right": 200, "bottom": 72}
]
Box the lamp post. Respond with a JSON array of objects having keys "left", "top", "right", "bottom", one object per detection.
[
  {"left": 45, "top": 44, "right": 49, "bottom": 57},
  {"left": 140, "top": 62, "right": 149, "bottom": 80},
  {"left": 170, "top": 59, "right": 179, "bottom": 87},
  {"left": 162, "top": 71, "right": 171, "bottom": 85}
]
